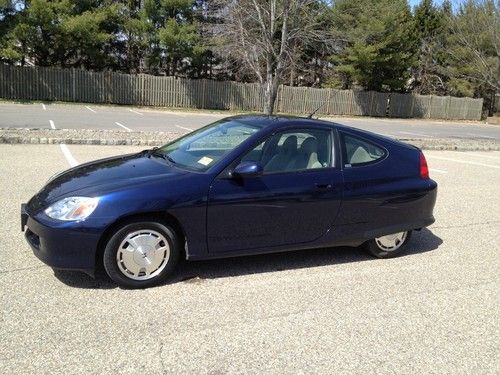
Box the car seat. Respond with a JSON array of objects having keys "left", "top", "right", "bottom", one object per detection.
[
  {"left": 288, "top": 137, "right": 322, "bottom": 170},
  {"left": 264, "top": 135, "right": 298, "bottom": 172}
]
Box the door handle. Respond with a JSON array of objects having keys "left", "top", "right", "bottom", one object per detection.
[{"left": 315, "top": 183, "right": 332, "bottom": 189}]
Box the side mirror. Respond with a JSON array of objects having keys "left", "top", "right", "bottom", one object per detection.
[{"left": 232, "top": 161, "right": 263, "bottom": 178}]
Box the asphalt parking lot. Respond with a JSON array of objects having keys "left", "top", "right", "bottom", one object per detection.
[
  {"left": 1, "top": 101, "right": 499, "bottom": 140},
  {"left": 1, "top": 144, "right": 499, "bottom": 374}
]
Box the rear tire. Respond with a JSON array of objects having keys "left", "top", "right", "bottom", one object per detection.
[
  {"left": 363, "top": 231, "right": 412, "bottom": 258},
  {"left": 103, "top": 220, "right": 180, "bottom": 288}
]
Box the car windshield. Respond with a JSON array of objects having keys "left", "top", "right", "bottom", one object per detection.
[{"left": 157, "top": 119, "right": 261, "bottom": 171}]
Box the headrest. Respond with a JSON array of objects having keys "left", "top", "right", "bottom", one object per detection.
[
  {"left": 282, "top": 135, "right": 297, "bottom": 153},
  {"left": 300, "top": 137, "right": 317, "bottom": 154}
]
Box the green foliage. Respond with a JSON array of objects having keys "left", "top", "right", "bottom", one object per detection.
[
  {"left": 0, "top": 0, "right": 213, "bottom": 76},
  {"left": 0, "top": 0, "right": 497, "bottom": 115},
  {"left": 330, "top": 0, "right": 418, "bottom": 92},
  {"left": 412, "top": 0, "right": 450, "bottom": 95},
  {"left": 446, "top": 0, "right": 499, "bottom": 98}
]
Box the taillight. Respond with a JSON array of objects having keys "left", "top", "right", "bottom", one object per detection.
[{"left": 420, "top": 152, "right": 429, "bottom": 179}]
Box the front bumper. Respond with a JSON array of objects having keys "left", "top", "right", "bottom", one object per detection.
[{"left": 21, "top": 204, "right": 100, "bottom": 275}]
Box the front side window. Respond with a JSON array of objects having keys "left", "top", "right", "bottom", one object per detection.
[
  {"left": 341, "top": 133, "right": 386, "bottom": 167},
  {"left": 241, "top": 128, "right": 332, "bottom": 173},
  {"left": 158, "top": 119, "right": 261, "bottom": 171}
]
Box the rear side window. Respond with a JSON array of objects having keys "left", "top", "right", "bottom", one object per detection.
[{"left": 341, "top": 133, "right": 386, "bottom": 167}]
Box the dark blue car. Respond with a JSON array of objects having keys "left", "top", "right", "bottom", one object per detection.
[{"left": 21, "top": 115, "right": 437, "bottom": 288}]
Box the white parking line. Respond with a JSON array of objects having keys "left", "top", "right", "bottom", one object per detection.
[
  {"left": 115, "top": 122, "right": 132, "bottom": 132},
  {"left": 464, "top": 153, "right": 500, "bottom": 161},
  {"left": 427, "top": 155, "right": 500, "bottom": 169},
  {"left": 175, "top": 125, "right": 193, "bottom": 132},
  {"left": 399, "top": 131, "right": 433, "bottom": 138},
  {"left": 42, "top": 104, "right": 46, "bottom": 111},
  {"left": 59, "top": 144, "right": 79, "bottom": 167},
  {"left": 49, "top": 120, "right": 79, "bottom": 167},
  {"left": 85, "top": 106, "right": 96, "bottom": 113},
  {"left": 466, "top": 133, "right": 495, "bottom": 139},
  {"left": 129, "top": 109, "right": 143, "bottom": 116},
  {"left": 429, "top": 168, "right": 448, "bottom": 174}
]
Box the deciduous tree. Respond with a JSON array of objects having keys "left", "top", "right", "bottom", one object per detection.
[{"left": 214, "top": 0, "right": 328, "bottom": 115}]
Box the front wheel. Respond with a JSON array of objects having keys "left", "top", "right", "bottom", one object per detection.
[
  {"left": 363, "top": 231, "right": 412, "bottom": 258},
  {"left": 103, "top": 220, "right": 180, "bottom": 288}
]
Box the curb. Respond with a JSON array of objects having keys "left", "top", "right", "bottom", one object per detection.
[
  {"left": 0, "top": 128, "right": 179, "bottom": 147},
  {"left": 1, "top": 128, "right": 499, "bottom": 151}
]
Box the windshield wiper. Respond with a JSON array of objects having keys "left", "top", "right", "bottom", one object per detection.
[
  {"left": 145, "top": 147, "right": 177, "bottom": 164},
  {"left": 163, "top": 154, "right": 176, "bottom": 164},
  {"left": 142, "top": 147, "right": 158, "bottom": 157}
]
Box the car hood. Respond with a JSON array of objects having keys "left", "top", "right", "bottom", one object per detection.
[{"left": 28, "top": 152, "right": 188, "bottom": 212}]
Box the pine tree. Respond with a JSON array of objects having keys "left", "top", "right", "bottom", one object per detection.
[
  {"left": 330, "top": 0, "right": 419, "bottom": 92},
  {"left": 412, "top": 0, "right": 449, "bottom": 95}
]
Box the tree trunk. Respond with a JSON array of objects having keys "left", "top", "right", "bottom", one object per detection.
[
  {"left": 263, "top": 79, "right": 273, "bottom": 115},
  {"left": 263, "top": 74, "right": 281, "bottom": 116}
]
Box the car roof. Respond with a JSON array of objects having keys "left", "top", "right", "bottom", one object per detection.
[
  {"left": 227, "top": 114, "right": 336, "bottom": 128},
  {"left": 226, "top": 114, "right": 370, "bottom": 134},
  {"left": 227, "top": 114, "right": 415, "bottom": 150}
]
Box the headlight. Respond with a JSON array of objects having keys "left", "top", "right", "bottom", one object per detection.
[{"left": 44, "top": 197, "right": 99, "bottom": 221}]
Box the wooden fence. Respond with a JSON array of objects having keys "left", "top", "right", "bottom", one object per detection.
[{"left": 0, "top": 65, "right": 484, "bottom": 120}]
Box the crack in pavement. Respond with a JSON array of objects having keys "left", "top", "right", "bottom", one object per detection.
[
  {"left": 0, "top": 265, "right": 45, "bottom": 275},
  {"left": 155, "top": 279, "right": 498, "bottom": 339},
  {"left": 157, "top": 341, "right": 166, "bottom": 374}
]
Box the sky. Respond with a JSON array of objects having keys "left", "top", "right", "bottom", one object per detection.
[{"left": 408, "top": 0, "right": 460, "bottom": 8}]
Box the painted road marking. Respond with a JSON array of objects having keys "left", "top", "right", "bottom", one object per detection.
[
  {"left": 129, "top": 109, "right": 143, "bottom": 116},
  {"left": 85, "top": 106, "right": 96, "bottom": 113},
  {"left": 427, "top": 155, "right": 500, "bottom": 170},
  {"left": 42, "top": 104, "right": 46, "bottom": 111},
  {"left": 464, "top": 153, "right": 500, "bottom": 161},
  {"left": 59, "top": 144, "right": 79, "bottom": 167},
  {"left": 429, "top": 168, "right": 448, "bottom": 174},
  {"left": 399, "top": 131, "right": 433, "bottom": 138},
  {"left": 49, "top": 120, "right": 79, "bottom": 166},
  {"left": 115, "top": 121, "right": 132, "bottom": 132},
  {"left": 466, "top": 133, "right": 495, "bottom": 139},
  {"left": 162, "top": 111, "right": 188, "bottom": 117},
  {"left": 175, "top": 125, "right": 193, "bottom": 132}
]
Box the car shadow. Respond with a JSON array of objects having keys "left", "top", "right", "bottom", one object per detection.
[
  {"left": 169, "top": 228, "right": 442, "bottom": 284},
  {"left": 53, "top": 228, "right": 442, "bottom": 289}
]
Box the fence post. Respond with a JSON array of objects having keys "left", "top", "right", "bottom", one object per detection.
[
  {"left": 277, "top": 84, "right": 283, "bottom": 113},
  {"left": 202, "top": 79, "right": 207, "bottom": 109},
  {"left": 409, "top": 94, "right": 415, "bottom": 118},
  {"left": 326, "top": 89, "right": 332, "bottom": 115},
  {"left": 369, "top": 91, "right": 375, "bottom": 116},
  {"left": 105, "top": 70, "right": 111, "bottom": 103},
  {"left": 140, "top": 74, "right": 145, "bottom": 106},
  {"left": 72, "top": 68, "right": 76, "bottom": 102},
  {"left": 34, "top": 66, "right": 40, "bottom": 101},
  {"left": 445, "top": 96, "right": 451, "bottom": 119}
]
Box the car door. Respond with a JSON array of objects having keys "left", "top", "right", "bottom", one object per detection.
[{"left": 207, "top": 127, "right": 343, "bottom": 254}]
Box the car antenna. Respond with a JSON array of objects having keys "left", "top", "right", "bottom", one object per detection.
[{"left": 307, "top": 102, "right": 326, "bottom": 118}]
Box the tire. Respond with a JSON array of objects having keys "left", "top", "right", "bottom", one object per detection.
[
  {"left": 363, "top": 231, "right": 412, "bottom": 259},
  {"left": 103, "top": 220, "right": 180, "bottom": 288}
]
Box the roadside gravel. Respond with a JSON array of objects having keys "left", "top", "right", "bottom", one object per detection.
[{"left": 1, "top": 127, "right": 499, "bottom": 150}]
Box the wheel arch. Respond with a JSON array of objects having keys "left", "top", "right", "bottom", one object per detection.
[{"left": 95, "top": 211, "right": 187, "bottom": 270}]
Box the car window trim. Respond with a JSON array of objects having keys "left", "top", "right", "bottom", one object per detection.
[
  {"left": 339, "top": 130, "right": 388, "bottom": 169},
  {"left": 217, "top": 125, "right": 338, "bottom": 179},
  {"left": 159, "top": 120, "right": 263, "bottom": 173}
]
